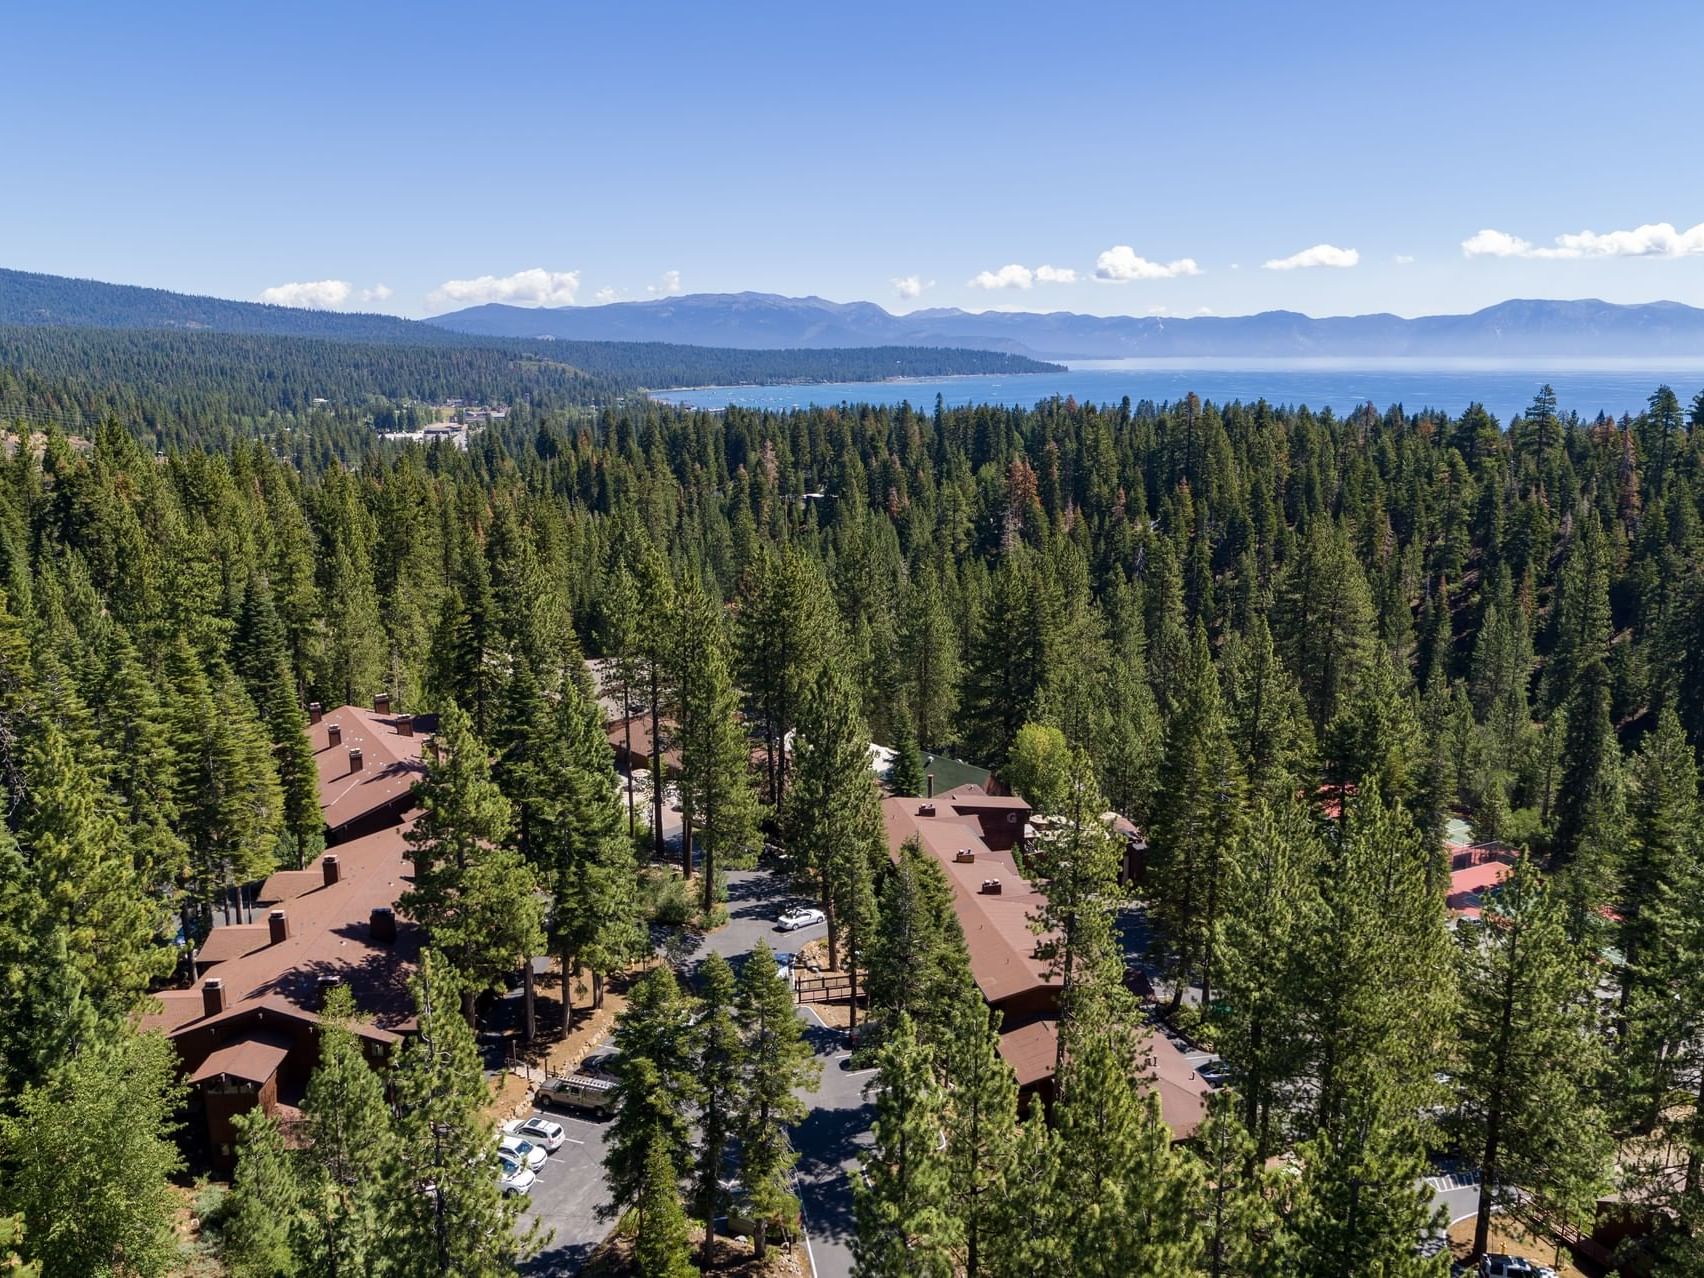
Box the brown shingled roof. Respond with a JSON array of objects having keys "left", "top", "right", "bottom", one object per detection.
[
  {"left": 190, "top": 1031, "right": 293, "bottom": 1086},
  {"left": 193, "top": 924, "right": 271, "bottom": 967},
  {"left": 144, "top": 821, "right": 423, "bottom": 1038},
  {"left": 881, "top": 791, "right": 1061, "bottom": 1008},
  {"left": 313, "top": 705, "right": 427, "bottom": 836},
  {"left": 996, "top": 1015, "right": 1210, "bottom": 1139}
]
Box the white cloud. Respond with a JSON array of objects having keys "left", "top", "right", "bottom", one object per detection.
[
  {"left": 891, "top": 275, "right": 934, "bottom": 299},
  {"left": 1463, "top": 220, "right": 1704, "bottom": 260},
  {"left": 360, "top": 284, "right": 393, "bottom": 303},
  {"left": 1262, "top": 243, "right": 1360, "bottom": 271},
  {"left": 429, "top": 267, "right": 582, "bottom": 309},
  {"left": 1093, "top": 245, "right": 1202, "bottom": 281},
  {"left": 1393, "top": 254, "right": 1415, "bottom": 265},
  {"left": 593, "top": 286, "right": 619, "bottom": 304},
  {"left": 1195, "top": 306, "right": 1215, "bottom": 315},
  {"left": 1461, "top": 228, "right": 1537, "bottom": 258},
  {"left": 968, "top": 262, "right": 1078, "bottom": 290},
  {"left": 970, "top": 264, "right": 1031, "bottom": 290},
  {"left": 259, "top": 279, "right": 354, "bottom": 309},
  {"left": 647, "top": 269, "right": 683, "bottom": 296}
]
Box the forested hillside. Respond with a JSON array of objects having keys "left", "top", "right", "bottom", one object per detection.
[{"left": 3, "top": 373, "right": 1704, "bottom": 1273}]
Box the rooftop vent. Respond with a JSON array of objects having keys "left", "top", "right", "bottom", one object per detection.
[{"left": 322, "top": 855, "right": 341, "bottom": 887}]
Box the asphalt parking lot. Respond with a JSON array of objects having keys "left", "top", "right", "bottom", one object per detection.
[{"left": 515, "top": 1105, "right": 615, "bottom": 1276}]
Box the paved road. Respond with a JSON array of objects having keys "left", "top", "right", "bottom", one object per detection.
[{"left": 685, "top": 868, "right": 864, "bottom": 1278}]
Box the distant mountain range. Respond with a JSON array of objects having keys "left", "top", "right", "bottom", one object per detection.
[
  {"left": 428, "top": 292, "right": 1704, "bottom": 361},
  {"left": 6, "top": 267, "right": 1701, "bottom": 365}
]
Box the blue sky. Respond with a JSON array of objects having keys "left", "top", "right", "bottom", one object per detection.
[{"left": 6, "top": 0, "right": 1703, "bottom": 319}]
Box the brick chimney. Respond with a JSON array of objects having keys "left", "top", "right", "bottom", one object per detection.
[
  {"left": 348, "top": 747, "right": 364, "bottom": 773},
  {"left": 308, "top": 702, "right": 323, "bottom": 725},
  {"left": 203, "top": 977, "right": 227, "bottom": 1018},
  {"left": 322, "top": 854, "right": 340, "bottom": 887},
  {"left": 396, "top": 717, "right": 414, "bottom": 738},
  {"left": 374, "top": 692, "right": 391, "bottom": 714},
  {"left": 327, "top": 723, "right": 342, "bottom": 747},
  {"left": 369, "top": 906, "right": 397, "bottom": 944},
  {"left": 268, "top": 909, "right": 289, "bottom": 945}
]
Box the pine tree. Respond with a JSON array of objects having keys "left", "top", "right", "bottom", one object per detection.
[
  {"left": 18, "top": 719, "right": 173, "bottom": 1020},
  {"left": 633, "top": 1134, "right": 698, "bottom": 1278},
  {"left": 401, "top": 702, "right": 543, "bottom": 1023},
  {"left": 958, "top": 555, "right": 1050, "bottom": 769},
  {"left": 897, "top": 571, "right": 959, "bottom": 749},
  {"left": 1220, "top": 612, "right": 1314, "bottom": 807},
  {"left": 737, "top": 940, "right": 820, "bottom": 1258},
  {"left": 1280, "top": 1093, "right": 1444, "bottom": 1278},
  {"left": 864, "top": 837, "right": 978, "bottom": 1053},
  {"left": 0, "top": 1028, "right": 185, "bottom": 1278},
  {"left": 785, "top": 659, "right": 882, "bottom": 978},
  {"left": 384, "top": 950, "right": 536, "bottom": 1276},
  {"left": 234, "top": 573, "right": 322, "bottom": 868},
  {"left": 298, "top": 984, "right": 394, "bottom": 1276},
  {"left": 604, "top": 966, "right": 698, "bottom": 1218},
  {"left": 673, "top": 580, "right": 762, "bottom": 913},
  {"left": 1454, "top": 856, "right": 1611, "bottom": 1259},
  {"left": 602, "top": 561, "right": 645, "bottom": 838},
  {"left": 542, "top": 675, "right": 645, "bottom": 1025},
  {"left": 735, "top": 545, "right": 835, "bottom": 807},
  {"left": 1147, "top": 624, "right": 1244, "bottom": 1011},
  {"left": 1217, "top": 800, "right": 1327, "bottom": 1159},
  {"left": 885, "top": 705, "right": 927, "bottom": 799},
  {"left": 940, "top": 996, "right": 1019, "bottom": 1278},
  {"left": 1189, "top": 1092, "right": 1279, "bottom": 1278},
  {"left": 224, "top": 1108, "right": 304, "bottom": 1278},
  {"left": 853, "top": 1013, "right": 957, "bottom": 1278},
  {"left": 1274, "top": 521, "right": 1375, "bottom": 735},
  {"left": 690, "top": 953, "right": 745, "bottom": 1266}
]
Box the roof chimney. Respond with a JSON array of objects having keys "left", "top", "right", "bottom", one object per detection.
[
  {"left": 370, "top": 906, "right": 397, "bottom": 944},
  {"left": 348, "top": 747, "right": 364, "bottom": 773},
  {"left": 926, "top": 772, "right": 935, "bottom": 798},
  {"left": 396, "top": 716, "right": 414, "bottom": 738},
  {"left": 308, "top": 702, "right": 323, "bottom": 725},
  {"left": 954, "top": 848, "right": 975, "bottom": 863},
  {"left": 268, "top": 909, "right": 289, "bottom": 945},
  {"left": 919, "top": 802, "right": 936, "bottom": 818},
  {"left": 327, "top": 723, "right": 342, "bottom": 747},
  {"left": 322, "top": 854, "right": 341, "bottom": 887},
  {"left": 374, "top": 692, "right": 391, "bottom": 714},
  {"left": 979, "top": 878, "right": 1003, "bottom": 895},
  {"left": 317, "top": 974, "right": 343, "bottom": 1008},
  {"left": 203, "top": 977, "right": 227, "bottom": 1017}
]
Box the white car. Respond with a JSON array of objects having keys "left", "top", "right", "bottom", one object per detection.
[
  {"left": 498, "top": 1133, "right": 547, "bottom": 1171},
  {"left": 777, "top": 906, "right": 825, "bottom": 932},
  {"left": 498, "top": 1153, "right": 537, "bottom": 1196},
  {"left": 503, "top": 1116, "right": 566, "bottom": 1152}
]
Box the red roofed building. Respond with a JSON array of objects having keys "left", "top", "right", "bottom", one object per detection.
[
  {"left": 881, "top": 783, "right": 1212, "bottom": 1139},
  {"left": 309, "top": 698, "right": 428, "bottom": 844},
  {"left": 1447, "top": 843, "right": 1519, "bottom": 920},
  {"left": 146, "top": 699, "right": 431, "bottom": 1169}
]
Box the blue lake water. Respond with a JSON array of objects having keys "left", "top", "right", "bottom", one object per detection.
[{"left": 657, "top": 357, "right": 1704, "bottom": 425}]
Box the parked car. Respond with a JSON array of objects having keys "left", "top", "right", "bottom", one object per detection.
[
  {"left": 578, "top": 1051, "right": 619, "bottom": 1079},
  {"left": 503, "top": 1116, "right": 566, "bottom": 1152},
  {"left": 1480, "top": 1255, "right": 1557, "bottom": 1278},
  {"left": 777, "top": 905, "right": 825, "bottom": 932},
  {"left": 498, "top": 1133, "right": 547, "bottom": 1171},
  {"left": 538, "top": 1073, "right": 618, "bottom": 1114},
  {"left": 498, "top": 1153, "right": 537, "bottom": 1196}
]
